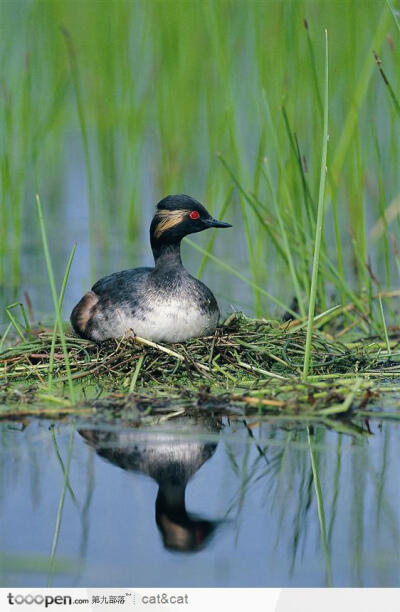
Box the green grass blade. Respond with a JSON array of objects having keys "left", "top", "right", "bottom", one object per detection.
[
  {"left": 5, "top": 302, "right": 33, "bottom": 341},
  {"left": 304, "top": 18, "right": 323, "bottom": 120},
  {"left": 378, "top": 295, "right": 391, "bottom": 358},
  {"left": 35, "top": 194, "right": 75, "bottom": 401},
  {"left": 329, "top": 4, "right": 391, "bottom": 190},
  {"left": 60, "top": 27, "right": 96, "bottom": 282},
  {"left": 5, "top": 305, "right": 26, "bottom": 342},
  {"left": 386, "top": 0, "right": 400, "bottom": 35},
  {"left": 263, "top": 159, "right": 305, "bottom": 317},
  {"left": 186, "top": 238, "right": 298, "bottom": 317},
  {"left": 373, "top": 50, "right": 400, "bottom": 119},
  {"left": 0, "top": 322, "right": 13, "bottom": 353},
  {"left": 197, "top": 186, "right": 234, "bottom": 278},
  {"left": 303, "top": 30, "right": 329, "bottom": 380},
  {"left": 129, "top": 354, "right": 144, "bottom": 393},
  {"left": 48, "top": 244, "right": 77, "bottom": 389},
  {"left": 218, "top": 153, "right": 288, "bottom": 263}
]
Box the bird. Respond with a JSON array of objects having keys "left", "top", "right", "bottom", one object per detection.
[
  {"left": 79, "top": 415, "right": 222, "bottom": 552},
  {"left": 71, "top": 194, "right": 232, "bottom": 343}
]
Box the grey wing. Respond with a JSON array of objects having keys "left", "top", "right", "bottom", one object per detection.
[
  {"left": 189, "top": 275, "right": 220, "bottom": 318},
  {"left": 91, "top": 268, "right": 152, "bottom": 296}
]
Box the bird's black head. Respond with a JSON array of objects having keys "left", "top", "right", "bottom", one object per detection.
[{"left": 150, "top": 194, "right": 231, "bottom": 249}]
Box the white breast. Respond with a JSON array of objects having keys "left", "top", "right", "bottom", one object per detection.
[{"left": 98, "top": 297, "right": 218, "bottom": 343}]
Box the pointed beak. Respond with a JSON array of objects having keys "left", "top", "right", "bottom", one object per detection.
[{"left": 204, "top": 217, "right": 232, "bottom": 229}]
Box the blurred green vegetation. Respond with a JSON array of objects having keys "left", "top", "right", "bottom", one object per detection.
[{"left": 1, "top": 0, "right": 400, "bottom": 325}]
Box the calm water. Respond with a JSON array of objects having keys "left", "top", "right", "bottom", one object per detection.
[{"left": 1, "top": 414, "right": 399, "bottom": 587}]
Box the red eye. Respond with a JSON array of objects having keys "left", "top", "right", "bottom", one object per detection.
[{"left": 189, "top": 210, "right": 200, "bottom": 220}]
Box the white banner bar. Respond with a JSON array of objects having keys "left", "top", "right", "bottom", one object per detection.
[{"left": 1, "top": 588, "right": 399, "bottom": 611}]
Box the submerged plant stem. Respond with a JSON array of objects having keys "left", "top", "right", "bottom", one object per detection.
[
  {"left": 48, "top": 426, "right": 75, "bottom": 586},
  {"left": 307, "top": 427, "right": 333, "bottom": 586}
]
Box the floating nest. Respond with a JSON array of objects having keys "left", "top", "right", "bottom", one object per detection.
[
  {"left": 1, "top": 313, "right": 399, "bottom": 421},
  {"left": 0, "top": 312, "right": 380, "bottom": 384}
]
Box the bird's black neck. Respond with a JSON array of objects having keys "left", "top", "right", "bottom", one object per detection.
[
  {"left": 156, "top": 482, "right": 187, "bottom": 514},
  {"left": 151, "top": 241, "right": 183, "bottom": 269}
]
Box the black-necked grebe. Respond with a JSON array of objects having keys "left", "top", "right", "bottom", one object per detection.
[{"left": 71, "top": 194, "right": 231, "bottom": 343}]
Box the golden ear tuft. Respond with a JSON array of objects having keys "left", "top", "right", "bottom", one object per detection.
[{"left": 154, "top": 209, "right": 189, "bottom": 239}]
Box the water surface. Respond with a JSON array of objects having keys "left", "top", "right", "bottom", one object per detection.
[{"left": 1, "top": 414, "right": 399, "bottom": 587}]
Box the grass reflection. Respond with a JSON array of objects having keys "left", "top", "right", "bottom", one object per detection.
[{"left": 0, "top": 416, "right": 399, "bottom": 586}]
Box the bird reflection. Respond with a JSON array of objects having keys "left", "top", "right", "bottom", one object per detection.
[{"left": 79, "top": 415, "right": 222, "bottom": 553}]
